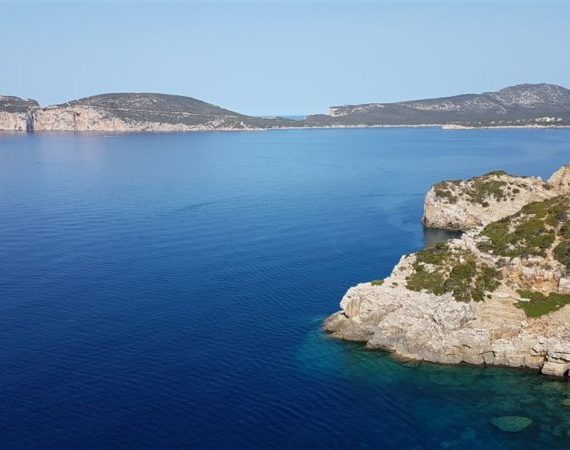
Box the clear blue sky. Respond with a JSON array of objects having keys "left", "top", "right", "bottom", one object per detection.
[{"left": 2, "top": 1, "right": 570, "bottom": 115}]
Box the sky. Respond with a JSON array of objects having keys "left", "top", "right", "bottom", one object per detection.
[{"left": 1, "top": 1, "right": 570, "bottom": 116}]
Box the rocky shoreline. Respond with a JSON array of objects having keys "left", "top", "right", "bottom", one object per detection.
[{"left": 325, "top": 163, "right": 570, "bottom": 378}]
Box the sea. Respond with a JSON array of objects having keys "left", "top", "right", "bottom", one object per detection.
[{"left": 1, "top": 128, "right": 570, "bottom": 449}]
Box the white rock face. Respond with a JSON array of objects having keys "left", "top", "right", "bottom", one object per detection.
[
  {"left": 547, "top": 163, "right": 570, "bottom": 194},
  {"left": 405, "top": 96, "right": 507, "bottom": 114},
  {"left": 0, "top": 111, "right": 30, "bottom": 131},
  {"left": 0, "top": 93, "right": 263, "bottom": 133},
  {"left": 329, "top": 103, "right": 384, "bottom": 117},
  {"left": 31, "top": 106, "right": 257, "bottom": 132},
  {"left": 33, "top": 107, "right": 127, "bottom": 132},
  {"left": 422, "top": 169, "right": 568, "bottom": 231}
]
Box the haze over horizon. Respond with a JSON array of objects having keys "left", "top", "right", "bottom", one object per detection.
[{"left": 2, "top": 1, "right": 569, "bottom": 115}]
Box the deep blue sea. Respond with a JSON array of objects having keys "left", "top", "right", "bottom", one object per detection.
[{"left": 2, "top": 128, "right": 570, "bottom": 449}]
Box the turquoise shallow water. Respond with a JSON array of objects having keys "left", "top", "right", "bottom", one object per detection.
[{"left": 1, "top": 128, "right": 570, "bottom": 449}]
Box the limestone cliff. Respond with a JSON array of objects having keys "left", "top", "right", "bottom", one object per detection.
[
  {"left": 0, "top": 96, "right": 37, "bottom": 131},
  {"left": 326, "top": 165, "right": 570, "bottom": 378},
  {"left": 422, "top": 165, "right": 570, "bottom": 231},
  {"left": 0, "top": 93, "right": 295, "bottom": 132},
  {"left": 31, "top": 94, "right": 273, "bottom": 132},
  {"left": 0, "top": 111, "right": 31, "bottom": 131}
]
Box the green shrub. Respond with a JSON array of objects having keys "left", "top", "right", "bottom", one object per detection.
[
  {"left": 433, "top": 183, "right": 458, "bottom": 203},
  {"left": 517, "top": 290, "right": 570, "bottom": 317},
  {"left": 483, "top": 170, "right": 508, "bottom": 177},
  {"left": 477, "top": 266, "right": 501, "bottom": 292},
  {"left": 370, "top": 279, "right": 384, "bottom": 286},
  {"left": 478, "top": 220, "right": 510, "bottom": 254},
  {"left": 479, "top": 196, "right": 567, "bottom": 259},
  {"left": 407, "top": 268, "right": 446, "bottom": 295},
  {"left": 554, "top": 241, "right": 570, "bottom": 267},
  {"left": 407, "top": 244, "right": 501, "bottom": 302},
  {"left": 466, "top": 178, "right": 508, "bottom": 205},
  {"left": 415, "top": 242, "right": 449, "bottom": 265}
]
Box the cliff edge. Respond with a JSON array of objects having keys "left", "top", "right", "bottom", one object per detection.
[
  {"left": 422, "top": 164, "right": 570, "bottom": 230},
  {"left": 0, "top": 96, "right": 37, "bottom": 131}
]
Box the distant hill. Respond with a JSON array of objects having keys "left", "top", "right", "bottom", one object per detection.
[
  {"left": 62, "top": 92, "right": 249, "bottom": 126},
  {"left": 306, "top": 83, "right": 570, "bottom": 127},
  {"left": 1, "top": 84, "right": 570, "bottom": 132},
  {"left": 34, "top": 93, "right": 296, "bottom": 131}
]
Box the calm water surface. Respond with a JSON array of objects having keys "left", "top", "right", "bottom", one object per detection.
[{"left": 1, "top": 128, "right": 570, "bottom": 449}]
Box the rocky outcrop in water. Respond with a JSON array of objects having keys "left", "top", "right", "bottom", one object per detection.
[{"left": 326, "top": 164, "right": 570, "bottom": 378}]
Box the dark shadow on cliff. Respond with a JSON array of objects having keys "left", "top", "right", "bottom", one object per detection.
[{"left": 422, "top": 226, "right": 462, "bottom": 248}]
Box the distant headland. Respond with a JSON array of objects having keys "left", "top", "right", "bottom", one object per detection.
[{"left": 2, "top": 83, "right": 570, "bottom": 132}]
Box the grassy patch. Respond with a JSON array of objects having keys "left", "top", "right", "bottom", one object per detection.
[
  {"left": 554, "top": 240, "right": 570, "bottom": 267},
  {"left": 370, "top": 279, "right": 384, "bottom": 286},
  {"left": 433, "top": 182, "right": 459, "bottom": 204},
  {"left": 517, "top": 290, "right": 570, "bottom": 317},
  {"left": 415, "top": 241, "right": 449, "bottom": 265},
  {"left": 433, "top": 174, "right": 512, "bottom": 205},
  {"left": 478, "top": 196, "right": 568, "bottom": 260},
  {"left": 406, "top": 243, "right": 501, "bottom": 302},
  {"left": 407, "top": 266, "right": 446, "bottom": 295},
  {"left": 466, "top": 178, "right": 508, "bottom": 205}
]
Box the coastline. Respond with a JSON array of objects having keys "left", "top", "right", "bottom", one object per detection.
[{"left": 2, "top": 122, "right": 570, "bottom": 134}]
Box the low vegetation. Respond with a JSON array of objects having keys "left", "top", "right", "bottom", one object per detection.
[
  {"left": 370, "top": 279, "right": 384, "bottom": 286},
  {"left": 478, "top": 196, "right": 569, "bottom": 262},
  {"left": 433, "top": 172, "right": 519, "bottom": 207},
  {"left": 433, "top": 181, "right": 459, "bottom": 204},
  {"left": 465, "top": 176, "right": 508, "bottom": 205},
  {"left": 406, "top": 242, "right": 501, "bottom": 302},
  {"left": 482, "top": 170, "right": 508, "bottom": 177},
  {"left": 517, "top": 290, "right": 570, "bottom": 317}
]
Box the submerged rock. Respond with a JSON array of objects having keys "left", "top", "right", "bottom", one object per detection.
[{"left": 491, "top": 416, "right": 533, "bottom": 432}]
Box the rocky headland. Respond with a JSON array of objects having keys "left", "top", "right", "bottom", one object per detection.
[
  {"left": 422, "top": 164, "right": 570, "bottom": 231},
  {"left": 306, "top": 83, "right": 570, "bottom": 128},
  {"left": 0, "top": 93, "right": 296, "bottom": 132},
  {"left": 325, "top": 163, "right": 570, "bottom": 378}
]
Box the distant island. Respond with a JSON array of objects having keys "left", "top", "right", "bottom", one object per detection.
[
  {"left": 2, "top": 83, "right": 570, "bottom": 132},
  {"left": 325, "top": 163, "right": 570, "bottom": 378}
]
